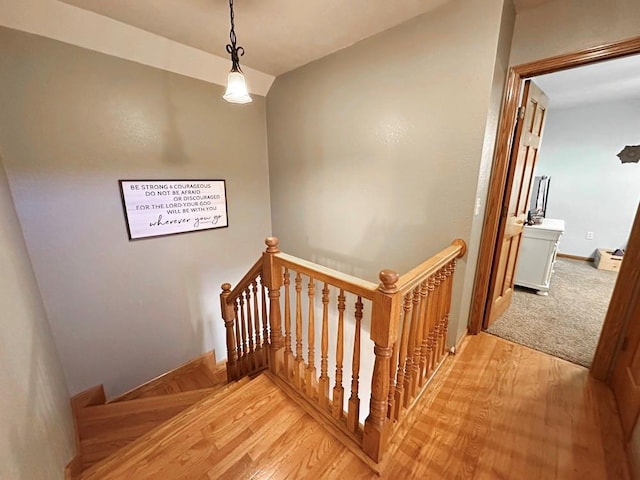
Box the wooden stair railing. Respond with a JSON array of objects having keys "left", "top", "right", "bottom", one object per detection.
[
  {"left": 220, "top": 256, "right": 270, "bottom": 381},
  {"left": 220, "top": 236, "right": 466, "bottom": 465}
]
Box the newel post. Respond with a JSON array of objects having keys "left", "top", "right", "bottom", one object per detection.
[
  {"left": 220, "top": 283, "right": 238, "bottom": 382},
  {"left": 363, "top": 269, "right": 401, "bottom": 463},
  {"left": 263, "top": 237, "right": 284, "bottom": 374}
]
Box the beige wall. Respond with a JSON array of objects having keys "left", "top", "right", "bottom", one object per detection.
[
  {"left": 511, "top": 0, "right": 640, "bottom": 66},
  {"left": 460, "top": 0, "right": 515, "bottom": 335},
  {"left": 0, "top": 27, "right": 272, "bottom": 397},
  {"left": 0, "top": 157, "right": 74, "bottom": 478},
  {"left": 267, "top": 0, "right": 510, "bottom": 344}
]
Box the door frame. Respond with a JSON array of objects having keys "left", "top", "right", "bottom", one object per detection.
[
  {"left": 469, "top": 35, "right": 640, "bottom": 380},
  {"left": 484, "top": 80, "right": 549, "bottom": 328}
]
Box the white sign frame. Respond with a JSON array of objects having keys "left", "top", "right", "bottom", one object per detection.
[{"left": 119, "top": 179, "right": 229, "bottom": 240}]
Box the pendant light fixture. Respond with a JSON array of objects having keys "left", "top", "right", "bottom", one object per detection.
[{"left": 223, "top": 0, "right": 252, "bottom": 104}]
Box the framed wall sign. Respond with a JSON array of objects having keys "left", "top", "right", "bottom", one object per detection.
[{"left": 119, "top": 179, "right": 228, "bottom": 240}]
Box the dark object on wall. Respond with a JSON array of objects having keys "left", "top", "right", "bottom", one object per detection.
[
  {"left": 617, "top": 145, "right": 640, "bottom": 164},
  {"left": 528, "top": 175, "right": 551, "bottom": 224}
]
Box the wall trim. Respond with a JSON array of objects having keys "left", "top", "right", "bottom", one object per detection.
[
  {"left": 557, "top": 252, "right": 593, "bottom": 262},
  {"left": 0, "top": 0, "right": 274, "bottom": 97}
]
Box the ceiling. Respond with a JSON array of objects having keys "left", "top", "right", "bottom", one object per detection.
[
  {"left": 58, "top": 0, "right": 560, "bottom": 77},
  {"left": 59, "top": 0, "right": 455, "bottom": 76},
  {"left": 53, "top": 0, "right": 636, "bottom": 105},
  {"left": 535, "top": 54, "right": 640, "bottom": 109}
]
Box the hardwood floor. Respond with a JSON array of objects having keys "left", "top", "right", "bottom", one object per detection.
[
  {"left": 79, "top": 374, "right": 364, "bottom": 480},
  {"left": 80, "top": 334, "right": 629, "bottom": 479},
  {"left": 384, "top": 333, "right": 629, "bottom": 479}
]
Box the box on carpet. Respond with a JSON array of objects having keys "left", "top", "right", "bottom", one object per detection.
[{"left": 594, "top": 248, "right": 623, "bottom": 272}]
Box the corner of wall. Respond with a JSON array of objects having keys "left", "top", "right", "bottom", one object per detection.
[
  {"left": 0, "top": 154, "right": 75, "bottom": 479},
  {"left": 454, "top": 0, "right": 516, "bottom": 342}
]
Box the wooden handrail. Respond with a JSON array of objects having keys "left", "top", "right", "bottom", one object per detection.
[
  {"left": 228, "top": 257, "right": 263, "bottom": 301},
  {"left": 275, "top": 253, "right": 378, "bottom": 300},
  {"left": 396, "top": 239, "right": 467, "bottom": 293},
  {"left": 220, "top": 236, "right": 467, "bottom": 466},
  {"left": 227, "top": 238, "right": 465, "bottom": 303}
]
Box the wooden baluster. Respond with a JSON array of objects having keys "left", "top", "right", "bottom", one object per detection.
[
  {"left": 439, "top": 262, "right": 455, "bottom": 359},
  {"left": 409, "top": 285, "right": 423, "bottom": 398},
  {"left": 444, "top": 260, "right": 458, "bottom": 356},
  {"left": 347, "top": 296, "right": 363, "bottom": 433},
  {"left": 429, "top": 272, "right": 443, "bottom": 374},
  {"left": 394, "top": 293, "right": 412, "bottom": 419},
  {"left": 364, "top": 270, "right": 400, "bottom": 463},
  {"left": 239, "top": 292, "right": 247, "bottom": 374},
  {"left": 440, "top": 239, "right": 465, "bottom": 359},
  {"left": 233, "top": 298, "right": 242, "bottom": 375},
  {"left": 319, "top": 283, "right": 330, "bottom": 408},
  {"left": 388, "top": 339, "right": 398, "bottom": 421},
  {"left": 436, "top": 270, "right": 447, "bottom": 362},
  {"left": 260, "top": 277, "right": 271, "bottom": 367},
  {"left": 220, "top": 283, "right": 238, "bottom": 381},
  {"left": 306, "top": 277, "right": 317, "bottom": 397},
  {"left": 252, "top": 280, "right": 262, "bottom": 370},
  {"left": 436, "top": 268, "right": 446, "bottom": 360},
  {"left": 404, "top": 286, "right": 421, "bottom": 405},
  {"left": 245, "top": 288, "right": 255, "bottom": 372},
  {"left": 294, "top": 272, "right": 305, "bottom": 389},
  {"left": 264, "top": 237, "right": 283, "bottom": 374},
  {"left": 261, "top": 277, "right": 269, "bottom": 358},
  {"left": 283, "top": 268, "right": 293, "bottom": 378},
  {"left": 418, "top": 279, "right": 430, "bottom": 386},
  {"left": 332, "top": 290, "right": 346, "bottom": 420},
  {"left": 425, "top": 276, "right": 437, "bottom": 378}
]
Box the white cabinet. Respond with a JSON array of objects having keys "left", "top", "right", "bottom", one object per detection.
[{"left": 514, "top": 218, "right": 565, "bottom": 295}]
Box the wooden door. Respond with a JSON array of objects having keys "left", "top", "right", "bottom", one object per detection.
[
  {"left": 608, "top": 204, "right": 640, "bottom": 438},
  {"left": 484, "top": 80, "right": 549, "bottom": 328}
]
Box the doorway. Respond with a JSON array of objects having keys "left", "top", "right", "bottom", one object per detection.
[
  {"left": 484, "top": 60, "right": 640, "bottom": 367},
  {"left": 469, "top": 36, "right": 640, "bottom": 379}
]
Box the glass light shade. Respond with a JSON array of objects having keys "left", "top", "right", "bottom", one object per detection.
[{"left": 223, "top": 71, "right": 252, "bottom": 104}]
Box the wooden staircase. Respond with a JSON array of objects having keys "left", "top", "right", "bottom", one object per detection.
[
  {"left": 68, "top": 362, "right": 374, "bottom": 479},
  {"left": 78, "top": 388, "right": 218, "bottom": 469},
  {"left": 75, "top": 373, "right": 375, "bottom": 479},
  {"left": 66, "top": 237, "right": 469, "bottom": 478},
  {"left": 67, "top": 351, "right": 241, "bottom": 479}
]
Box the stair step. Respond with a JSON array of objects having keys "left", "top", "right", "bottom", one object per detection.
[
  {"left": 78, "top": 375, "right": 269, "bottom": 479},
  {"left": 78, "top": 387, "right": 219, "bottom": 469},
  {"left": 78, "top": 374, "right": 372, "bottom": 479},
  {"left": 108, "top": 351, "right": 225, "bottom": 403}
]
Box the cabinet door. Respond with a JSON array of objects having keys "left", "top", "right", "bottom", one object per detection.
[
  {"left": 542, "top": 241, "right": 559, "bottom": 287},
  {"left": 514, "top": 236, "right": 552, "bottom": 290}
]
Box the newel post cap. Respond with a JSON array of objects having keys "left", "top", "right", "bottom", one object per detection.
[
  {"left": 452, "top": 238, "right": 467, "bottom": 258},
  {"left": 221, "top": 283, "right": 232, "bottom": 294},
  {"left": 378, "top": 269, "right": 399, "bottom": 294},
  {"left": 265, "top": 236, "right": 280, "bottom": 253}
]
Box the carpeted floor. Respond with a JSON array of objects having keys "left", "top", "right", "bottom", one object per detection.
[{"left": 486, "top": 258, "right": 618, "bottom": 368}]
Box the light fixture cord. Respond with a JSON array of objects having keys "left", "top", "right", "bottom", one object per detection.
[{"left": 226, "top": 0, "right": 245, "bottom": 72}]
